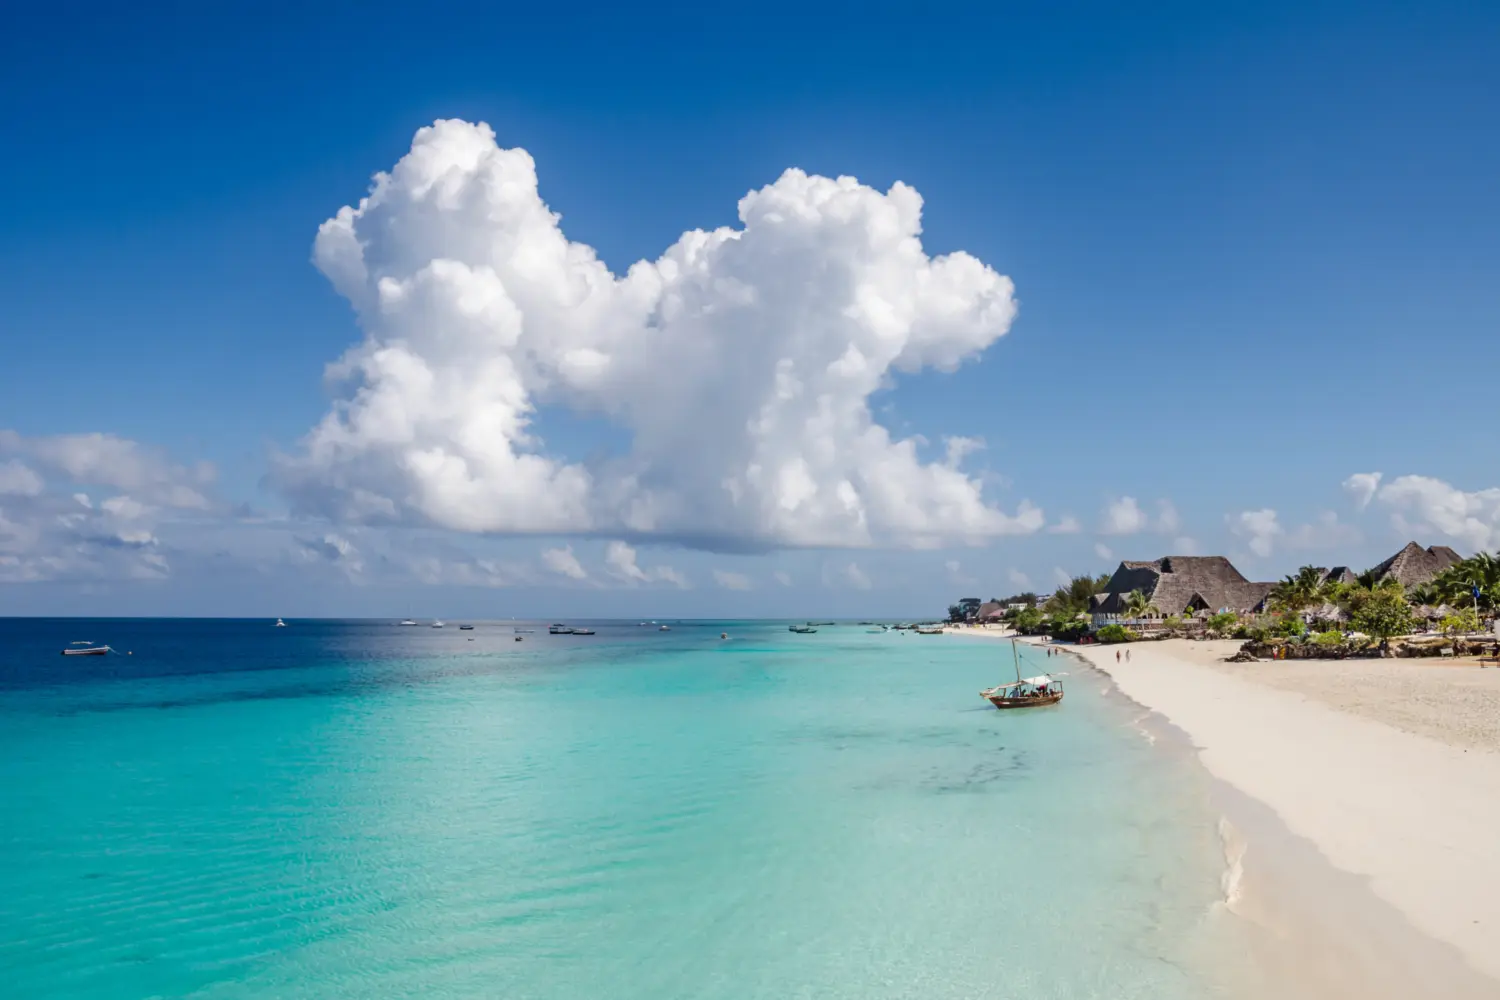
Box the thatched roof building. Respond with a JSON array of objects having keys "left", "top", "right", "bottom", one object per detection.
[
  {"left": 1366, "top": 542, "right": 1462, "bottom": 589},
  {"left": 1090, "top": 556, "right": 1274, "bottom": 620},
  {"left": 1317, "top": 566, "right": 1358, "bottom": 587}
]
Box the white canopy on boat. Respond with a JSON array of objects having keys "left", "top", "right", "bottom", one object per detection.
[{"left": 1022, "top": 675, "right": 1054, "bottom": 686}]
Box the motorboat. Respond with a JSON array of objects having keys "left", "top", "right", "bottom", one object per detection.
[
  {"left": 399, "top": 619, "right": 419, "bottom": 626},
  {"left": 459, "top": 625, "right": 474, "bottom": 630},
  {"left": 549, "top": 624, "right": 574, "bottom": 634},
  {"left": 62, "top": 643, "right": 110, "bottom": 656},
  {"left": 571, "top": 628, "right": 596, "bottom": 635},
  {"left": 514, "top": 628, "right": 534, "bottom": 633},
  {"left": 432, "top": 621, "right": 445, "bottom": 628},
  {"left": 788, "top": 625, "right": 817, "bottom": 634},
  {"left": 658, "top": 624, "right": 671, "bottom": 631}
]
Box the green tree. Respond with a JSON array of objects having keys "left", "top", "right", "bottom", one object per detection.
[
  {"left": 1045, "top": 573, "right": 1112, "bottom": 617},
  {"left": 1009, "top": 606, "right": 1045, "bottom": 634},
  {"left": 1122, "top": 589, "right": 1159, "bottom": 619},
  {"left": 1430, "top": 552, "right": 1499, "bottom": 612},
  {"left": 1269, "top": 565, "right": 1329, "bottom": 612},
  {"left": 1348, "top": 588, "right": 1418, "bottom": 640}
]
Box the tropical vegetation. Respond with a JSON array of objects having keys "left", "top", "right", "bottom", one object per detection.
[{"left": 1412, "top": 552, "right": 1498, "bottom": 612}]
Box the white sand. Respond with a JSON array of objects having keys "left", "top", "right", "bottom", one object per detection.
[{"left": 1066, "top": 638, "right": 1500, "bottom": 986}]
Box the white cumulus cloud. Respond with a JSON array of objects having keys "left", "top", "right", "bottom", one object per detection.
[
  {"left": 1094, "top": 542, "right": 1113, "bottom": 561},
  {"left": 604, "top": 540, "right": 687, "bottom": 587},
  {"left": 1364, "top": 474, "right": 1500, "bottom": 551},
  {"left": 1100, "top": 497, "right": 1147, "bottom": 535},
  {"left": 1227, "top": 508, "right": 1283, "bottom": 558},
  {"left": 0, "top": 460, "right": 43, "bottom": 497},
  {"left": 276, "top": 119, "right": 1039, "bottom": 551},
  {"left": 1007, "top": 568, "right": 1032, "bottom": 589},
  {"left": 0, "top": 430, "right": 214, "bottom": 509},
  {"left": 1343, "top": 472, "right": 1383, "bottom": 511},
  {"left": 541, "top": 545, "right": 588, "bottom": 580}
]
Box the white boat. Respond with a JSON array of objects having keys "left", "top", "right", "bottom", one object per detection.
[
  {"left": 399, "top": 619, "right": 419, "bottom": 626},
  {"left": 571, "top": 628, "right": 595, "bottom": 635},
  {"left": 432, "top": 621, "right": 445, "bottom": 628},
  {"left": 549, "top": 624, "right": 574, "bottom": 634},
  {"left": 62, "top": 643, "right": 110, "bottom": 656},
  {"left": 274, "top": 618, "right": 287, "bottom": 627},
  {"left": 659, "top": 624, "right": 671, "bottom": 631},
  {"left": 981, "top": 639, "right": 1064, "bottom": 709}
]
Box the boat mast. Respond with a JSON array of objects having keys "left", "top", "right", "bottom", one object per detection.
[{"left": 1011, "top": 637, "right": 1022, "bottom": 684}]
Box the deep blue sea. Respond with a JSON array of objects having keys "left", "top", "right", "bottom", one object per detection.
[{"left": 0, "top": 619, "right": 1252, "bottom": 998}]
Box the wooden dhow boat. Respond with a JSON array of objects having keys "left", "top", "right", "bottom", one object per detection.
[{"left": 980, "top": 638, "right": 1064, "bottom": 709}]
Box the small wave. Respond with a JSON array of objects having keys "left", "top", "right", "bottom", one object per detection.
[
  {"left": 1128, "top": 710, "right": 1157, "bottom": 745},
  {"left": 1216, "top": 816, "right": 1247, "bottom": 910}
]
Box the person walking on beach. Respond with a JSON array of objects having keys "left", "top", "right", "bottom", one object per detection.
[
  {"left": 1126, "top": 649, "right": 1131, "bottom": 663},
  {"left": 1116, "top": 649, "right": 1121, "bottom": 663}
]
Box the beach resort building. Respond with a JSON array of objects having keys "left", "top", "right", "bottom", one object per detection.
[
  {"left": 1089, "top": 556, "right": 1275, "bottom": 623},
  {"left": 1366, "top": 542, "right": 1463, "bottom": 589}
]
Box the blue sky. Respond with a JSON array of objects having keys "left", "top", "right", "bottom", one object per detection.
[{"left": 2, "top": 1, "right": 1497, "bottom": 617}]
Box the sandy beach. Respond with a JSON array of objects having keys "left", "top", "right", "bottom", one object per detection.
[
  {"left": 944, "top": 624, "right": 1500, "bottom": 993},
  {"left": 1065, "top": 637, "right": 1500, "bottom": 993}
]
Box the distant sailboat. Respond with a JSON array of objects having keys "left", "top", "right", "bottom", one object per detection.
[{"left": 274, "top": 618, "right": 287, "bottom": 627}]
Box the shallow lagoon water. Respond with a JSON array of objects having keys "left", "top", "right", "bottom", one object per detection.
[{"left": 0, "top": 620, "right": 1247, "bottom": 998}]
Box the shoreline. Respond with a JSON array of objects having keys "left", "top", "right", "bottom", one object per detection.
[
  {"left": 1065, "top": 637, "right": 1500, "bottom": 994},
  {"left": 944, "top": 625, "right": 1500, "bottom": 993}
]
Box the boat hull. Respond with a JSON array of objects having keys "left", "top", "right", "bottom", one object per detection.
[
  {"left": 62, "top": 647, "right": 109, "bottom": 656},
  {"left": 983, "top": 692, "right": 1063, "bottom": 709}
]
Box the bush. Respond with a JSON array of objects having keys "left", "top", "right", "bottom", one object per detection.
[
  {"left": 1049, "top": 617, "right": 1091, "bottom": 641},
  {"left": 1096, "top": 624, "right": 1137, "bottom": 644},
  {"left": 1313, "top": 630, "right": 1345, "bottom": 648},
  {"left": 1208, "top": 612, "right": 1239, "bottom": 634},
  {"left": 1269, "top": 614, "right": 1307, "bottom": 639},
  {"left": 1439, "top": 608, "right": 1480, "bottom": 635}
]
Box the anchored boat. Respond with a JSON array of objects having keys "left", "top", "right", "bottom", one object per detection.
[{"left": 981, "top": 638, "right": 1064, "bottom": 709}]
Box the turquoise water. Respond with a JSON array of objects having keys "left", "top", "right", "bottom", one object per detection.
[{"left": 0, "top": 621, "right": 1241, "bottom": 998}]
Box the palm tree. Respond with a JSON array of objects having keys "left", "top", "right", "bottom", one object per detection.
[
  {"left": 1122, "top": 589, "right": 1159, "bottom": 620},
  {"left": 1270, "top": 565, "right": 1328, "bottom": 612},
  {"left": 1432, "top": 552, "right": 1500, "bottom": 611}
]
